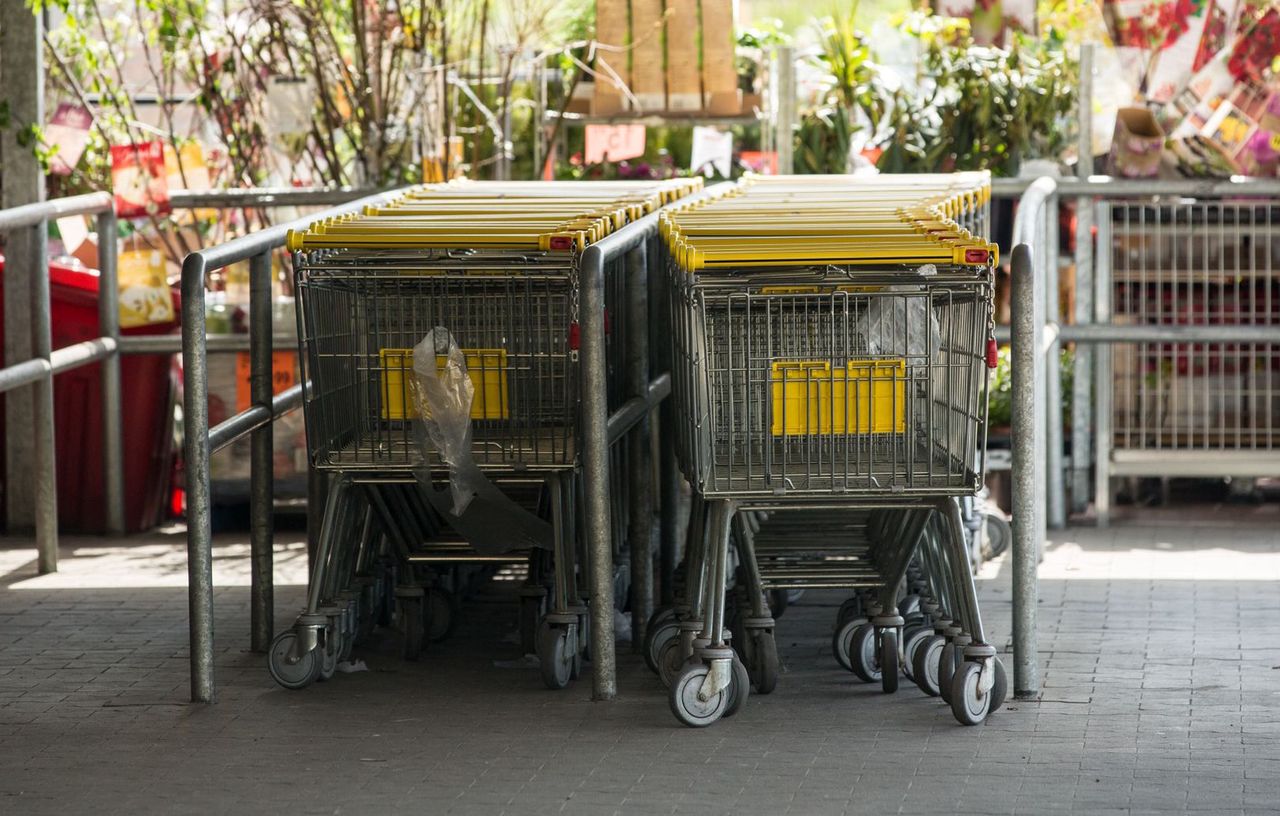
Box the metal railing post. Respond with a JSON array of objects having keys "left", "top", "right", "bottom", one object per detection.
[
  {"left": 773, "top": 47, "right": 795, "bottom": 175},
  {"left": 625, "top": 244, "right": 654, "bottom": 652},
  {"left": 31, "top": 218, "right": 58, "bottom": 573},
  {"left": 1070, "top": 44, "right": 1095, "bottom": 515},
  {"left": 1009, "top": 244, "right": 1041, "bottom": 699},
  {"left": 249, "top": 250, "right": 274, "bottom": 653},
  {"left": 1045, "top": 193, "right": 1067, "bottom": 529},
  {"left": 580, "top": 245, "right": 616, "bottom": 700},
  {"left": 181, "top": 253, "right": 216, "bottom": 702},
  {"left": 1093, "top": 201, "right": 1114, "bottom": 527},
  {"left": 96, "top": 209, "right": 126, "bottom": 536}
]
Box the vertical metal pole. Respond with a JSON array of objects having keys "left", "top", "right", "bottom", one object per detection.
[
  {"left": 31, "top": 218, "right": 56, "bottom": 574},
  {"left": 532, "top": 59, "right": 545, "bottom": 180},
  {"left": 181, "top": 254, "right": 215, "bottom": 703},
  {"left": 1046, "top": 194, "right": 1067, "bottom": 529},
  {"left": 249, "top": 250, "right": 274, "bottom": 652},
  {"left": 1094, "top": 201, "right": 1113, "bottom": 527},
  {"left": 1, "top": 0, "right": 45, "bottom": 535},
  {"left": 653, "top": 241, "right": 678, "bottom": 607},
  {"left": 97, "top": 209, "right": 126, "bottom": 535},
  {"left": 581, "top": 246, "right": 616, "bottom": 700},
  {"left": 1009, "top": 244, "right": 1040, "bottom": 699},
  {"left": 773, "top": 47, "right": 795, "bottom": 175},
  {"left": 1070, "top": 44, "right": 1095, "bottom": 514},
  {"left": 625, "top": 246, "right": 653, "bottom": 652}
]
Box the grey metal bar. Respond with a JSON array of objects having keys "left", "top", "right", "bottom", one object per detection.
[
  {"left": 579, "top": 243, "right": 616, "bottom": 701},
  {"left": 625, "top": 245, "right": 654, "bottom": 653},
  {"left": 50, "top": 338, "right": 116, "bottom": 373},
  {"left": 118, "top": 333, "right": 297, "bottom": 354},
  {"left": 993, "top": 176, "right": 1280, "bottom": 198},
  {"left": 1071, "top": 44, "right": 1096, "bottom": 516},
  {"left": 0, "top": 191, "right": 112, "bottom": 231},
  {"left": 97, "top": 209, "right": 125, "bottom": 535},
  {"left": 1060, "top": 324, "right": 1280, "bottom": 343},
  {"left": 0, "top": 359, "right": 50, "bottom": 393},
  {"left": 1009, "top": 244, "right": 1040, "bottom": 700},
  {"left": 248, "top": 250, "right": 274, "bottom": 653},
  {"left": 209, "top": 384, "right": 304, "bottom": 454},
  {"left": 1045, "top": 191, "right": 1066, "bottom": 530},
  {"left": 1094, "top": 202, "right": 1114, "bottom": 527},
  {"left": 181, "top": 252, "right": 216, "bottom": 702},
  {"left": 27, "top": 216, "right": 57, "bottom": 574},
  {"left": 605, "top": 375, "right": 672, "bottom": 444},
  {"left": 773, "top": 47, "right": 795, "bottom": 175},
  {"left": 168, "top": 187, "right": 383, "bottom": 209}
]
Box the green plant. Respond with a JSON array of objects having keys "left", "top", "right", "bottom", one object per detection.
[{"left": 987, "top": 345, "right": 1076, "bottom": 429}]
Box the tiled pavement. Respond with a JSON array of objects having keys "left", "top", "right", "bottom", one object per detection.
[{"left": 1, "top": 508, "right": 1279, "bottom": 815}]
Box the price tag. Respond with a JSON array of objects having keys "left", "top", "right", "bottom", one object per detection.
[{"left": 236, "top": 351, "right": 298, "bottom": 413}]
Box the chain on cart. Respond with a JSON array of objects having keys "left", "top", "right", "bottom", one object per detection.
[
  {"left": 643, "top": 172, "right": 1007, "bottom": 727},
  {"left": 268, "top": 178, "right": 699, "bottom": 691}
]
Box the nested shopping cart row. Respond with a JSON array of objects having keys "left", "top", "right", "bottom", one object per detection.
[
  {"left": 644, "top": 172, "right": 1007, "bottom": 726},
  {"left": 269, "top": 178, "right": 697, "bottom": 691}
]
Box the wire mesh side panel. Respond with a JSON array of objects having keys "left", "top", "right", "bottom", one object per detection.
[
  {"left": 672, "top": 277, "right": 989, "bottom": 497},
  {"left": 1110, "top": 200, "right": 1279, "bottom": 456},
  {"left": 296, "top": 249, "right": 578, "bottom": 471}
]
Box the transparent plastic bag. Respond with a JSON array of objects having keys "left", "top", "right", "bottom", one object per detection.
[
  {"left": 410, "top": 328, "right": 552, "bottom": 554},
  {"left": 411, "top": 327, "right": 483, "bottom": 516},
  {"left": 859, "top": 290, "right": 941, "bottom": 360}
]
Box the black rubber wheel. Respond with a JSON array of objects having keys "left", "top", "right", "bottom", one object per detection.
[
  {"left": 768, "top": 589, "right": 789, "bottom": 619},
  {"left": 836, "top": 595, "right": 863, "bottom": 629},
  {"left": 913, "top": 634, "right": 946, "bottom": 697},
  {"left": 950, "top": 661, "right": 992, "bottom": 725},
  {"left": 400, "top": 597, "right": 424, "bottom": 661},
  {"left": 645, "top": 618, "right": 680, "bottom": 676},
  {"left": 267, "top": 631, "right": 320, "bottom": 690},
  {"left": 538, "top": 623, "right": 573, "bottom": 690},
  {"left": 723, "top": 655, "right": 751, "bottom": 718},
  {"left": 938, "top": 642, "right": 959, "bottom": 705},
  {"left": 426, "top": 589, "right": 458, "bottom": 643},
  {"left": 982, "top": 513, "right": 1012, "bottom": 560},
  {"left": 754, "top": 630, "right": 779, "bottom": 695},
  {"left": 880, "top": 629, "right": 899, "bottom": 694},
  {"left": 848, "top": 622, "right": 880, "bottom": 683},
  {"left": 833, "top": 617, "right": 859, "bottom": 672},
  {"left": 519, "top": 594, "right": 544, "bottom": 656},
  {"left": 669, "top": 662, "right": 727, "bottom": 728}
]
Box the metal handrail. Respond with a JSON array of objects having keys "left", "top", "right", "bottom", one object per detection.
[{"left": 0, "top": 187, "right": 385, "bottom": 576}]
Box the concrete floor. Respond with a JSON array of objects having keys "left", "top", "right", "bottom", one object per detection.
[{"left": 1, "top": 506, "right": 1279, "bottom": 814}]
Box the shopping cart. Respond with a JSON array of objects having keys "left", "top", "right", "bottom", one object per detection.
[
  {"left": 267, "top": 179, "right": 699, "bottom": 691},
  {"left": 651, "top": 173, "right": 1006, "bottom": 726}
]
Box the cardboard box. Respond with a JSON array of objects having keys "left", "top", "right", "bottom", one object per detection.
[{"left": 1110, "top": 107, "right": 1165, "bottom": 178}]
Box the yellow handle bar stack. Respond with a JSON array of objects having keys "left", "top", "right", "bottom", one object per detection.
[{"left": 286, "top": 178, "right": 702, "bottom": 253}]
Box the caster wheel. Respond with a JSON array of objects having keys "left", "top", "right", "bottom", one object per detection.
[
  {"left": 951, "top": 659, "right": 1006, "bottom": 725},
  {"left": 768, "top": 589, "right": 789, "bottom": 619},
  {"left": 426, "top": 589, "right": 458, "bottom": 643},
  {"left": 938, "top": 642, "right": 959, "bottom": 705},
  {"left": 836, "top": 595, "right": 863, "bottom": 628},
  {"left": 645, "top": 618, "right": 680, "bottom": 676},
  {"left": 786, "top": 589, "right": 805, "bottom": 605},
  {"left": 538, "top": 623, "right": 573, "bottom": 690},
  {"left": 647, "top": 606, "right": 677, "bottom": 633},
  {"left": 913, "top": 635, "right": 945, "bottom": 696},
  {"left": 658, "top": 636, "right": 685, "bottom": 689},
  {"left": 848, "top": 622, "right": 881, "bottom": 683},
  {"left": 833, "top": 617, "right": 858, "bottom": 672},
  {"left": 901, "top": 626, "right": 932, "bottom": 684},
  {"left": 880, "top": 629, "right": 899, "bottom": 694},
  {"left": 267, "top": 631, "right": 320, "bottom": 690},
  {"left": 400, "top": 597, "right": 424, "bottom": 661},
  {"left": 519, "top": 594, "right": 545, "bottom": 655},
  {"left": 669, "top": 662, "right": 728, "bottom": 728},
  {"left": 982, "top": 513, "right": 1012, "bottom": 560},
  {"left": 339, "top": 626, "right": 355, "bottom": 663},
  {"left": 318, "top": 635, "right": 339, "bottom": 681},
  {"left": 753, "top": 630, "right": 779, "bottom": 695},
  {"left": 723, "top": 655, "right": 751, "bottom": 718}
]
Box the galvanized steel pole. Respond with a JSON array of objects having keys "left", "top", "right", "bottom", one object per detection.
[
  {"left": 97, "top": 209, "right": 126, "bottom": 535},
  {"left": 1010, "top": 244, "right": 1041, "bottom": 700},
  {"left": 774, "top": 47, "right": 795, "bottom": 175},
  {"left": 1070, "top": 44, "right": 1095, "bottom": 515},
  {"left": 181, "top": 253, "right": 216, "bottom": 702},
  {"left": 249, "top": 250, "right": 275, "bottom": 652},
  {"left": 1, "top": 0, "right": 46, "bottom": 537},
  {"left": 625, "top": 245, "right": 654, "bottom": 652},
  {"left": 580, "top": 246, "right": 616, "bottom": 700}
]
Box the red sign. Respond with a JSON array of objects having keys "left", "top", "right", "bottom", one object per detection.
[{"left": 111, "top": 141, "right": 171, "bottom": 219}]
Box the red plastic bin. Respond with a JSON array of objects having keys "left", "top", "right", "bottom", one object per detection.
[{"left": 0, "top": 255, "right": 179, "bottom": 533}]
